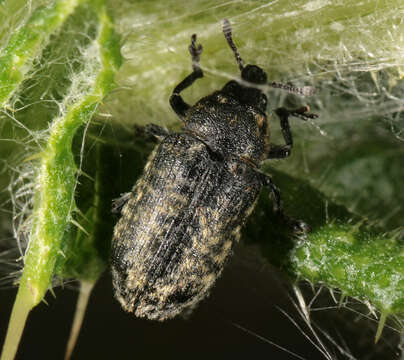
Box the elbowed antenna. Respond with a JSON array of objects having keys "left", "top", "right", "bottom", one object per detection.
[
  {"left": 222, "top": 19, "right": 244, "bottom": 71},
  {"left": 222, "top": 19, "right": 315, "bottom": 96},
  {"left": 268, "top": 81, "right": 316, "bottom": 96}
]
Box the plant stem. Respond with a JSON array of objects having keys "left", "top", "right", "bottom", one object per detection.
[
  {"left": 64, "top": 281, "right": 95, "bottom": 360},
  {"left": 1, "top": 287, "right": 35, "bottom": 360}
]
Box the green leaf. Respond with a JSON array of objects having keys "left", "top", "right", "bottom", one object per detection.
[{"left": 0, "top": 1, "right": 121, "bottom": 358}]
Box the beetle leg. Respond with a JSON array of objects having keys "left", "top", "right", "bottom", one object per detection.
[
  {"left": 260, "top": 174, "right": 311, "bottom": 234},
  {"left": 266, "top": 144, "right": 291, "bottom": 159},
  {"left": 267, "top": 106, "right": 318, "bottom": 159},
  {"left": 170, "top": 34, "right": 204, "bottom": 121},
  {"left": 145, "top": 124, "right": 170, "bottom": 141},
  {"left": 112, "top": 192, "right": 132, "bottom": 214}
]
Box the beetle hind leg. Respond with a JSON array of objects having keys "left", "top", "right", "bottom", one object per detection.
[
  {"left": 169, "top": 34, "right": 204, "bottom": 121},
  {"left": 260, "top": 174, "right": 311, "bottom": 234}
]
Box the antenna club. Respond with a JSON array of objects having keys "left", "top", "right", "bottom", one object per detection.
[{"left": 221, "top": 18, "right": 244, "bottom": 71}]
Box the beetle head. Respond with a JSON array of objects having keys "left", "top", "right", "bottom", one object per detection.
[
  {"left": 241, "top": 65, "right": 267, "bottom": 84},
  {"left": 222, "top": 18, "right": 316, "bottom": 98},
  {"left": 222, "top": 20, "right": 268, "bottom": 111}
]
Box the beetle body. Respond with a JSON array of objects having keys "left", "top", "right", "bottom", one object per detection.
[
  {"left": 112, "top": 131, "right": 261, "bottom": 319},
  {"left": 111, "top": 20, "right": 317, "bottom": 320}
]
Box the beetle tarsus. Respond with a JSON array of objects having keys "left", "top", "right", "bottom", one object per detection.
[
  {"left": 289, "top": 106, "right": 318, "bottom": 121},
  {"left": 260, "top": 173, "right": 311, "bottom": 234},
  {"left": 170, "top": 34, "right": 204, "bottom": 120},
  {"left": 189, "top": 34, "right": 203, "bottom": 72},
  {"left": 279, "top": 212, "right": 312, "bottom": 234}
]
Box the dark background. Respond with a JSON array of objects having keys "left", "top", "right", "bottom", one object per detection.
[
  {"left": 0, "top": 247, "right": 330, "bottom": 360},
  {"left": 1, "top": 129, "right": 400, "bottom": 360}
]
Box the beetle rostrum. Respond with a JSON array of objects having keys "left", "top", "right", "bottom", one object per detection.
[{"left": 110, "top": 19, "right": 318, "bottom": 320}]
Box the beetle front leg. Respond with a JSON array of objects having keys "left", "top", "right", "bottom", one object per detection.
[
  {"left": 267, "top": 106, "right": 318, "bottom": 160},
  {"left": 260, "top": 173, "right": 311, "bottom": 234},
  {"left": 169, "top": 34, "right": 204, "bottom": 121}
]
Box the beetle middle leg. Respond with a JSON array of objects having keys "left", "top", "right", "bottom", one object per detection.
[
  {"left": 260, "top": 173, "right": 311, "bottom": 234},
  {"left": 112, "top": 192, "right": 132, "bottom": 214},
  {"left": 267, "top": 106, "right": 318, "bottom": 159},
  {"left": 145, "top": 124, "right": 170, "bottom": 141},
  {"left": 170, "top": 34, "right": 204, "bottom": 121}
]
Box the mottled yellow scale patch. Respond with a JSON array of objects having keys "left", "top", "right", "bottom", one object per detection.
[
  {"left": 199, "top": 213, "right": 208, "bottom": 227},
  {"left": 143, "top": 147, "right": 158, "bottom": 173},
  {"left": 146, "top": 165, "right": 163, "bottom": 180},
  {"left": 214, "top": 239, "right": 233, "bottom": 265},
  {"left": 188, "top": 142, "right": 205, "bottom": 153},
  {"left": 133, "top": 176, "right": 145, "bottom": 189},
  {"left": 113, "top": 219, "right": 131, "bottom": 239},
  {"left": 242, "top": 144, "right": 254, "bottom": 157},
  {"left": 181, "top": 258, "right": 198, "bottom": 273},
  {"left": 141, "top": 184, "right": 157, "bottom": 198},
  {"left": 203, "top": 273, "right": 216, "bottom": 285},
  {"left": 254, "top": 113, "right": 265, "bottom": 128},
  {"left": 111, "top": 127, "right": 264, "bottom": 321},
  {"left": 245, "top": 197, "right": 259, "bottom": 219},
  {"left": 169, "top": 191, "right": 188, "bottom": 204},
  {"left": 198, "top": 273, "right": 216, "bottom": 294},
  {"left": 127, "top": 268, "right": 148, "bottom": 290},
  {"left": 201, "top": 227, "right": 210, "bottom": 239},
  {"left": 117, "top": 294, "right": 131, "bottom": 311},
  {"left": 153, "top": 283, "right": 176, "bottom": 304},
  {"left": 209, "top": 209, "right": 221, "bottom": 223},
  {"left": 128, "top": 213, "right": 140, "bottom": 226},
  {"left": 190, "top": 235, "right": 210, "bottom": 256},
  {"left": 153, "top": 204, "right": 173, "bottom": 218},
  {"left": 195, "top": 209, "right": 222, "bottom": 247},
  {"left": 134, "top": 189, "right": 143, "bottom": 202},
  {"left": 222, "top": 239, "right": 232, "bottom": 252},
  {"left": 207, "top": 235, "right": 222, "bottom": 249},
  {"left": 231, "top": 225, "right": 241, "bottom": 240},
  {"left": 132, "top": 205, "right": 154, "bottom": 226}
]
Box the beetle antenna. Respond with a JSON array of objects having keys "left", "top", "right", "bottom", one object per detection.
[
  {"left": 222, "top": 19, "right": 244, "bottom": 72},
  {"left": 268, "top": 81, "right": 316, "bottom": 96}
]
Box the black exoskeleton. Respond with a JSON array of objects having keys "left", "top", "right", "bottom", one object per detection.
[
  {"left": 111, "top": 19, "right": 318, "bottom": 321},
  {"left": 169, "top": 19, "right": 317, "bottom": 232}
]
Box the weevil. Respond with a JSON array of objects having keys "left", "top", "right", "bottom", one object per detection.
[{"left": 111, "top": 19, "right": 318, "bottom": 320}]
